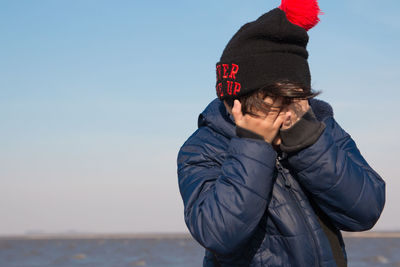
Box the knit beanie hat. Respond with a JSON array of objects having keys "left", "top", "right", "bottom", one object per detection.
[{"left": 216, "top": 0, "right": 322, "bottom": 100}]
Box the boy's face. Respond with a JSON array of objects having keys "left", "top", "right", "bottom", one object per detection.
[
  {"left": 224, "top": 96, "right": 286, "bottom": 146},
  {"left": 225, "top": 96, "right": 309, "bottom": 148}
]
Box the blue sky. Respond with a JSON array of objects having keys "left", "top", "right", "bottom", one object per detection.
[{"left": 1, "top": 0, "right": 399, "bottom": 234}]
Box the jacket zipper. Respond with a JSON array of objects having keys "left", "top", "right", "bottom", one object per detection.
[{"left": 276, "top": 158, "right": 320, "bottom": 267}]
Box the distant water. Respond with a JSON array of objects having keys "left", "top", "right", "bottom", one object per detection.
[{"left": 1, "top": 237, "right": 400, "bottom": 267}]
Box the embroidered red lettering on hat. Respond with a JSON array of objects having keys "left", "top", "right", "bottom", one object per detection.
[
  {"left": 215, "top": 63, "right": 241, "bottom": 98},
  {"left": 229, "top": 64, "right": 239, "bottom": 79},
  {"left": 222, "top": 64, "right": 230, "bottom": 79},
  {"left": 216, "top": 82, "right": 223, "bottom": 97},
  {"left": 216, "top": 65, "right": 222, "bottom": 81},
  {"left": 233, "top": 82, "right": 241, "bottom": 95},
  {"left": 227, "top": 81, "right": 233, "bottom": 95}
]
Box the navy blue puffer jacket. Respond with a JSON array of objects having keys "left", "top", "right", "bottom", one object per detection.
[{"left": 177, "top": 99, "right": 385, "bottom": 266}]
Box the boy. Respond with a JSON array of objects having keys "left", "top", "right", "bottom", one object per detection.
[{"left": 177, "top": 1, "right": 385, "bottom": 266}]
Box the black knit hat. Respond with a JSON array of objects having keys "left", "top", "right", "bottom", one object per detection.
[{"left": 216, "top": 0, "right": 321, "bottom": 100}]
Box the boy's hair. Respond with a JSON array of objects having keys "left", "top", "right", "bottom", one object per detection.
[{"left": 224, "top": 81, "right": 319, "bottom": 117}]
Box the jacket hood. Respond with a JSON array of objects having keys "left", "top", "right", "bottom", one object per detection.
[
  {"left": 198, "top": 99, "right": 236, "bottom": 138},
  {"left": 197, "top": 98, "right": 333, "bottom": 138}
]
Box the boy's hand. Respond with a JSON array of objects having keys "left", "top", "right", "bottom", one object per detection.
[
  {"left": 232, "top": 98, "right": 286, "bottom": 144},
  {"left": 281, "top": 100, "right": 310, "bottom": 130}
]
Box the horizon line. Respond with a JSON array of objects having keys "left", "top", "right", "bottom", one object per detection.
[{"left": 1, "top": 231, "right": 400, "bottom": 240}]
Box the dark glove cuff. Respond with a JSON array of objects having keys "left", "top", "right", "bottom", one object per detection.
[
  {"left": 279, "top": 108, "right": 326, "bottom": 153},
  {"left": 236, "top": 126, "right": 265, "bottom": 141}
]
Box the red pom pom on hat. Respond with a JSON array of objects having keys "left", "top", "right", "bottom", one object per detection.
[{"left": 279, "top": 0, "right": 322, "bottom": 31}]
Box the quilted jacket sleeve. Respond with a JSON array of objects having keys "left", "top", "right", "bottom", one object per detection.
[
  {"left": 288, "top": 116, "right": 386, "bottom": 232},
  {"left": 177, "top": 126, "right": 277, "bottom": 255}
]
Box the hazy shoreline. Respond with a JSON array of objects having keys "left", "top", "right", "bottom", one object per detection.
[{"left": 1, "top": 232, "right": 400, "bottom": 240}]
